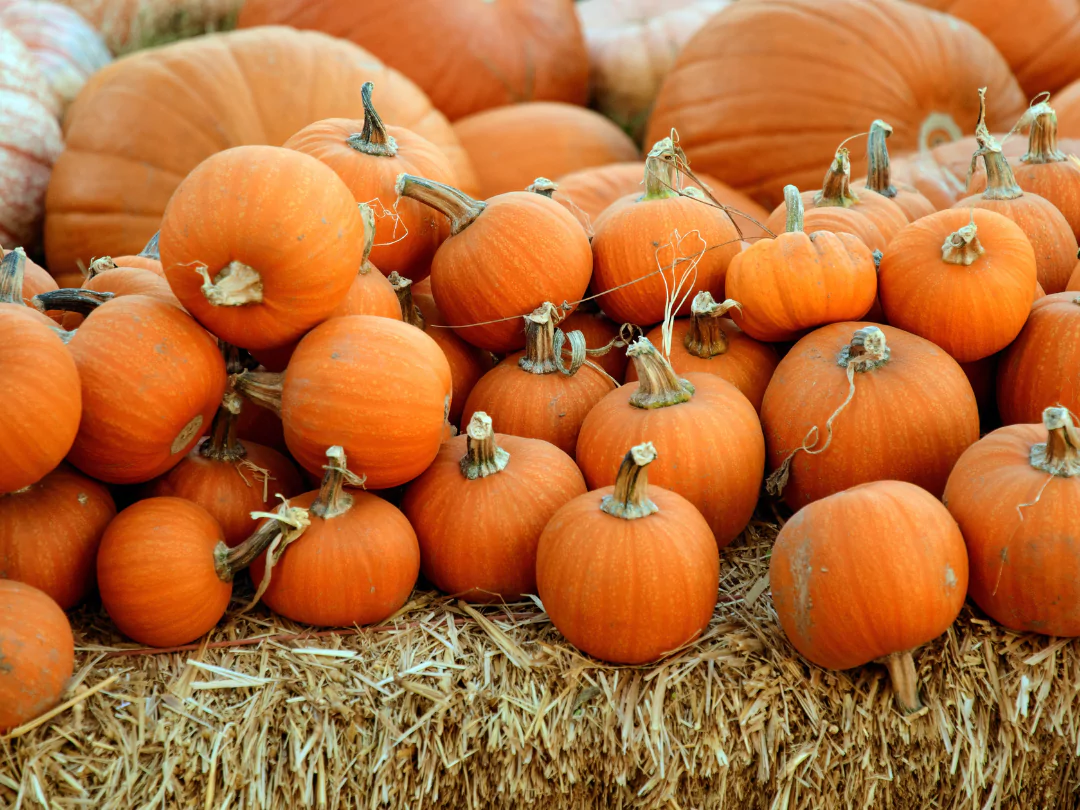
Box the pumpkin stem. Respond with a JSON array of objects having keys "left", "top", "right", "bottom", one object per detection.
[
  {"left": 518, "top": 302, "right": 587, "bottom": 376},
  {"left": 86, "top": 256, "right": 118, "bottom": 279},
  {"left": 783, "top": 185, "right": 804, "bottom": 233},
  {"left": 838, "top": 326, "right": 891, "bottom": 370},
  {"left": 814, "top": 148, "right": 859, "bottom": 208},
  {"left": 526, "top": 178, "right": 558, "bottom": 198},
  {"left": 970, "top": 88, "right": 1023, "bottom": 201},
  {"left": 31, "top": 288, "right": 114, "bottom": 315},
  {"left": 460, "top": 412, "right": 510, "bottom": 479},
  {"left": 1021, "top": 102, "right": 1065, "bottom": 165},
  {"left": 882, "top": 650, "right": 923, "bottom": 714},
  {"left": 941, "top": 221, "right": 986, "bottom": 266},
  {"left": 1030, "top": 406, "right": 1080, "bottom": 476},
  {"left": 346, "top": 82, "right": 398, "bottom": 157},
  {"left": 214, "top": 503, "right": 311, "bottom": 582},
  {"left": 200, "top": 390, "right": 247, "bottom": 462},
  {"left": 359, "top": 202, "right": 377, "bottom": 267},
  {"left": 388, "top": 271, "right": 425, "bottom": 328},
  {"left": 231, "top": 370, "right": 284, "bottom": 416},
  {"left": 196, "top": 261, "right": 264, "bottom": 307},
  {"left": 0, "top": 247, "right": 26, "bottom": 304},
  {"left": 863, "top": 120, "right": 897, "bottom": 197},
  {"left": 140, "top": 231, "right": 161, "bottom": 261},
  {"left": 627, "top": 336, "right": 695, "bottom": 408},
  {"left": 684, "top": 291, "right": 741, "bottom": 358},
  {"left": 642, "top": 138, "right": 682, "bottom": 200},
  {"left": 601, "top": 442, "right": 660, "bottom": 520},
  {"left": 396, "top": 174, "right": 487, "bottom": 236},
  {"left": 310, "top": 445, "right": 367, "bottom": 519}
]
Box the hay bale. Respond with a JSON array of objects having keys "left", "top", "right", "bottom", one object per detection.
[{"left": 2, "top": 516, "right": 1078, "bottom": 808}]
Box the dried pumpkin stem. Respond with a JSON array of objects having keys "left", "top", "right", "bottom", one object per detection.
[
  {"left": 460, "top": 412, "right": 510, "bottom": 479},
  {"left": 86, "top": 256, "right": 118, "bottom": 278},
  {"left": 200, "top": 390, "right": 247, "bottom": 462},
  {"left": 231, "top": 370, "right": 284, "bottom": 416},
  {"left": 31, "top": 288, "right": 114, "bottom": 314},
  {"left": 388, "top": 271, "right": 424, "bottom": 328},
  {"left": 814, "top": 148, "right": 859, "bottom": 208},
  {"left": 1030, "top": 406, "right": 1080, "bottom": 476},
  {"left": 783, "top": 185, "right": 804, "bottom": 233},
  {"left": 941, "top": 222, "right": 985, "bottom": 266},
  {"left": 140, "top": 231, "right": 161, "bottom": 261},
  {"left": 642, "top": 138, "right": 681, "bottom": 200},
  {"left": 882, "top": 650, "right": 923, "bottom": 714},
  {"left": 311, "top": 445, "right": 366, "bottom": 519},
  {"left": 627, "top": 336, "right": 694, "bottom": 409},
  {"left": 346, "top": 82, "right": 398, "bottom": 157},
  {"left": 214, "top": 504, "right": 310, "bottom": 582},
  {"left": 601, "top": 442, "right": 660, "bottom": 520},
  {"left": 396, "top": 174, "right": 487, "bottom": 236},
  {"left": 526, "top": 178, "right": 557, "bottom": 197},
  {"left": 684, "top": 291, "right": 741, "bottom": 358},
  {"left": 971, "top": 88, "right": 1023, "bottom": 201},
  {"left": 519, "top": 303, "right": 564, "bottom": 374},
  {"left": 864, "top": 120, "right": 897, "bottom": 197},
  {"left": 359, "top": 202, "right": 377, "bottom": 267},
  {"left": 1021, "top": 102, "right": 1065, "bottom": 165},
  {"left": 197, "top": 261, "right": 264, "bottom": 307},
  {"left": 0, "top": 248, "right": 26, "bottom": 304}
]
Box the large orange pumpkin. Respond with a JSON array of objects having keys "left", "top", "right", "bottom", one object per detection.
[
  {"left": 536, "top": 441, "right": 719, "bottom": 664},
  {"left": 851, "top": 120, "right": 935, "bottom": 221},
  {"left": 771, "top": 480, "right": 968, "bottom": 713},
  {"left": 43, "top": 27, "right": 474, "bottom": 276},
  {"left": 237, "top": 0, "right": 589, "bottom": 122},
  {"left": 645, "top": 0, "right": 1026, "bottom": 208}
]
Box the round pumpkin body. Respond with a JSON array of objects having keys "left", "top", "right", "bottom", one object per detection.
[
  {"left": 97, "top": 497, "right": 231, "bottom": 647},
  {"left": 58, "top": 264, "right": 183, "bottom": 330},
  {"left": 403, "top": 415, "right": 587, "bottom": 602},
  {"left": 0, "top": 465, "right": 115, "bottom": 608},
  {"left": 66, "top": 295, "right": 227, "bottom": 484},
  {"left": 770, "top": 480, "right": 968, "bottom": 670},
  {"left": 878, "top": 208, "right": 1037, "bottom": 362},
  {"left": 761, "top": 323, "right": 979, "bottom": 508},
  {"left": 0, "top": 580, "right": 74, "bottom": 733},
  {"left": 0, "top": 305, "right": 82, "bottom": 493},
  {"left": 997, "top": 293, "right": 1080, "bottom": 424}
]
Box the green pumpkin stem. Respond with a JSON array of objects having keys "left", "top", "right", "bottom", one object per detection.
[
  {"left": 601, "top": 442, "right": 660, "bottom": 520},
  {"left": 214, "top": 503, "right": 311, "bottom": 582},
  {"left": 460, "top": 412, "right": 510, "bottom": 479},
  {"left": 941, "top": 221, "right": 985, "bottom": 266},
  {"left": 864, "top": 120, "right": 897, "bottom": 198},
  {"left": 310, "top": 446, "right": 366, "bottom": 519},
  {"left": 199, "top": 390, "right": 247, "bottom": 462},
  {"left": 388, "top": 271, "right": 425, "bottom": 328},
  {"left": 684, "top": 291, "right": 741, "bottom": 358},
  {"left": 642, "top": 138, "right": 682, "bottom": 200},
  {"left": 882, "top": 650, "right": 923, "bottom": 714},
  {"left": 396, "top": 174, "right": 487, "bottom": 236},
  {"left": 1021, "top": 101, "right": 1066, "bottom": 165},
  {"left": 31, "top": 288, "right": 114, "bottom": 315},
  {"left": 231, "top": 370, "right": 284, "bottom": 416},
  {"left": 970, "top": 88, "right": 1023, "bottom": 201},
  {"left": 627, "top": 336, "right": 694, "bottom": 408},
  {"left": 783, "top": 185, "right": 804, "bottom": 233},
  {"left": 1030, "top": 407, "right": 1080, "bottom": 476},
  {"left": 347, "top": 82, "right": 398, "bottom": 157},
  {"left": 814, "top": 148, "right": 859, "bottom": 208},
  {"left": 0, "top": 248, "right": 27, "bottom": 304},
  {"left": 526, "top": 178, "right": 558, "bottom": 197}
]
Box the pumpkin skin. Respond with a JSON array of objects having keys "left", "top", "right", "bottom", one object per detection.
[
  {"left": 997, "top": 292, "right": 1080, "bottom": 425},
  {"left": 770, "top": 480, "right": 967, "bottom": 711},
  {"left": 851, "top": 119, "right": 936, "bottom": 221},
  {"left": 943, "top": 409, "right": 1080, "bottom": 636},
  {"left": 0, "top": 29, "right": 63, "bottom": 248},
  {"left": 108, "top": 232, "right": 164, "bottom": 276},
  {"left": 761, "top": 323, "right": 979, "bottom": 509},
  {"left": 44, "top": 27, "right": 474, "bottom": 277},
  {"left": 0, "top": 464, "right": 115, "bottom": 609},
  {"left": 403, "top": 412, "right": 587, "bottom": 603},
  {"left": 727, "top": 185, "right": 878, "bottom": 342},
  {"left": 878, "top": 208, "right": 1037, "bottom": 362},
  {"left": 0, "top": 580, "right": 74, "bottom": 733},
  {"left": 646, "top": 0, "right": 1026, "bottom": 208},
  {"left": 536, "top": 442, "right": 719, "bottom": 664},
  {"left": 58, "top": 262, "right": 183, "bottom": 330},
  {"left": 559, "top": 303, "right": 630, "bottom": 380},
  {"left": 0, "top": 305, "right": 82, "bottom": 494},
  {"left": 577, "top": 337, "right": 764, "bottom": 548},
  {"left": 66, "top": 295, "right": 228, "bottom": 484},
  {"left": 237, "top": 0, "right": 589, "bottom": 122}
]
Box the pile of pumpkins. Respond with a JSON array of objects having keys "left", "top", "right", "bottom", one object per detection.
[{"left": 4, "top": 0, "right": 1080, "bottom": 734}]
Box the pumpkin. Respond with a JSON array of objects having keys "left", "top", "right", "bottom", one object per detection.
[
  {"left": 1070, "top": 258, "right": 1080, "bottom": 292},
  {"left": 997, "top": 292, "right": 1080, "bottom": 425},
  {"left": 558, "top": 301, "right": 633, "bottom": 380},
  {"left": 402, "top": 412, "right": 586, "bottom": 603},
  {"left": 0, "top": 28, "right": 63, "bottom": 249},
  {"left": 536, "top": 441, "right": 718, "bottom": 664},
  {"left": 107, "top": 232, "right": 163, "bottom": 276},
  {"left": 576, "top": 0, "right": 728, "bottom": 141},
  {"left": 851, "top": 120, "right": 935, "bottom": 220},
  {"left": 148, "top": 390, "right": 304, "bottom": 548},
  {"left": 727, "top": 185, "right": 877, "bottom": 342},
  {"left": 235, "top": 392, "right": 287, "bottom": 455},
  {"left": 397, "top": 174, "right": 593, "bottom": 353},
  {"left": 590, "top": 138, "right": 742, "bottom": 326},
  {"left": 577, "top": 336, "right": 764, "bottom": 548},
  {"left": 1053, "top": 78, "right": 1080, "bottom": 137},
  {"left": 233, "top": 315, "right": 452, "bottom": 488},
  {"left": 645, "top": 0, "right": 1026, "bottom": 208},
  {"left": 250, "top": 446, "right": 420, "bottom": 627},
  {"left": 284, "top": 82, "right": 455, "bottom": 281},
  {"left": 761, "top": 324, "right": 979, "bottom": 508},
  {"left": 765, "top": 148, "right": 909, "bottom": 253},
  {"left": 55, "top": 256, "right": 183, "bottom": 331},
  {"left": 51, "top": 0, "right": 242, "bottom": 54},
  {"left": 43, "top": 27, "right": 474, "bottom": 277},
  {"left": 237, "top": 0, "right": 589, "bottom": 122},
  {"left": 953, "top": 92, "right": 1078, "bottom": 295},
  {"left": 626, "top": 292, "right": 778, "bottom": 412},
  {"left": 878, "top": 208, "right": 1037, "bottom": 362},
  {"left": 461, "top": 303, "right": 614, "bottom": 458},
  {"left": 0, "top": 580, "right": 74, "bottom": 732},
  {"left": 453, "top": 102, "right": 639, "bottom": 200},
  {"left": 944, "top": 407, "right": 1080, "bottom": 636},
  {"left": 770, "top": 479, "right": 968, "bottom": 713},
  {"left": 0, "top": 0, "right": 110, "bottom": 111},
  {"left": 97, "top": 496, "right": 302, "bottom": 646},
  {"left": 66, "top": 295, "right": 227, "bottom": 484}
]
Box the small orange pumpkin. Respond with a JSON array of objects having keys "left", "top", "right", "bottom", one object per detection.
[
  {"left": 107, "top": 232, "right": 164, "bottom": 276},
  {"left": 851, "top": 120, "right": 935, "bottom": 220}
]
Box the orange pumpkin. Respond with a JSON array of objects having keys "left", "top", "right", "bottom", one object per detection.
[
  {"left": 727, "top": 185, "right": 877, "bottom": 342},
  {"left": 852, "top": 120, "right": 935, "bottom": 220},
  {"left": 944, "top": 407, "right": 1080, "bottom": 636},
  {"left": 771, "top": 480, "right": 968, "bottom": 713},
  {"left": 626, "top": 292, "right": 778, "bottom": 411},
  {"left": 761, "top": 324, "right": 979, "bottom": 508},
  {"left": 577, "top": 336, "right": 764, "bottom": 548},
  {"left": 107, "top": 232, "right": 163, "bottom": 276},
  {"left": 56, "top": 255, "right": 183, "bottom": 330},
  {"left": 0, "top": 464, "right": 115, "bottom": 608},
  {"left": 402, "top": 412, "right": 587, "bottom": 602},
  {"left": 536, "top": 441, "right": 719, "bottom": 664},
  {"left": 878, "top": 208, "right": 1037, "bottom": 362},
  {"left": 0, "top": 580, "right": 74, "bottom": 732},
  {"left": 397, "top": 174, "right": 593, "bottom": 353}
]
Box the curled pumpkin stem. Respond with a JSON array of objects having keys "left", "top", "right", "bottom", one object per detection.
[
  {"left": 214, "top": 500, "right": 310, "bottom": 584},
  {"left": 31, "top": 288, "right": 114, "bottom": 315},
  {"left": 969, "top": 87, "right": 1023, "bottom": 201},
  {"left": 518, "top": 302, "right": 587, "bottom": 376}
]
